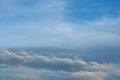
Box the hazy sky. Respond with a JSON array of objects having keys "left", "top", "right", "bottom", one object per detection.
[{"left": 0, "top": 0, "right": 120, "bottom": 48}]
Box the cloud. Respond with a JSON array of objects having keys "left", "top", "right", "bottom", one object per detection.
[
  {"left": 0, "top": 66, "right": 72, "bottom": 80},
  {"left": 16, "top": 74, "right": 39, "bottom": 80},
  {"left": 0, "top": 65, "right": 119, "bottom": 80},
  {"left": 0, "top": 48, "right": 116, "bottom": 72},
  {"left": 88, "top": 62, "right": 115, "bottom": 71},
  {"left": 72, "top": 71, "right": 107, "bottom": 80},
  {"left": 0, "top": 48, "right": 87, "bottom": 71},
  {"left": 0, "top": 48, "right": 120, "bottom": 80}
]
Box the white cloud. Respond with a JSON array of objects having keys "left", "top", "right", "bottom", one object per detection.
[{"left": 72, "top": 71, "right": 107, "bottom": 80}]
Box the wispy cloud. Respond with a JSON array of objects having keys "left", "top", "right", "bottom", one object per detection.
[{"left": 0, "top": 0, "right": 120, "bottom": 47}]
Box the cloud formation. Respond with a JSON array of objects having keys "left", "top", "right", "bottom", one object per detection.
[
  {"left": 0, "top": 0, "right": 120, "bottom": 79},
  {"left": 0, "top": 48, "right": 120, "bottom": 80},
  {"left": 72, "top": 71, "right": 107, "bottom": 80},
  {"left": 0, "top": 48, "right": 115, "bottom": 72}
]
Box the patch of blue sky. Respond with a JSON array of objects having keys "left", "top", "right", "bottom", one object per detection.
[{"left": 65, "top": 0, "right": 120, "bottom": 22}]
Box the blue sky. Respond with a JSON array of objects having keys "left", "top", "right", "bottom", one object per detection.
[{"left": 0, "top": 0, "right": 120, "bottom": 48}]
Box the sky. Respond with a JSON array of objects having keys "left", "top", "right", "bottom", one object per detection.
[
  {"left": 0, "top": 1, "right": 120, "bottom": 79},
  {"left": 0, "top": 0, "right": 120, "bottom": 48}
]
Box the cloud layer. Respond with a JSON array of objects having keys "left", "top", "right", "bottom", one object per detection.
[
  {"left": 0, "top": 48, "right": 115, "bottom": 72},
  {"left": 0, "top": 48, "right": 120, "bottom": 80}
]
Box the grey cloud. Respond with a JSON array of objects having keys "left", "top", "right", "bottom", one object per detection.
[
  {"left": 0, "top": 48, "right": 87, "bottom": 71},
  {"left": 0, "top": 66, "right": 72, "bottom": 80},
  {"left": 72, "top": 71, "right": 107, "bottom": 80},
  {"left": 0, "top": 48, "right": 116, "bottom": 72},
  {"left": 0, "top": 66, "right": 119, "bottom": 80},
  {"left": 0, "top": 48, "right": 120, "bottom": 80}
]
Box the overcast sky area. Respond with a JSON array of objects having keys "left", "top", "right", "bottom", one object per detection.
[{"left": 0, "top": 0, "right": 120, "bottom": 48}]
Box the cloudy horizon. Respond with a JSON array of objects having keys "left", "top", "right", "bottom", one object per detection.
[{"left": 0, "top": 48, "right": 120, "bottom": 80}]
